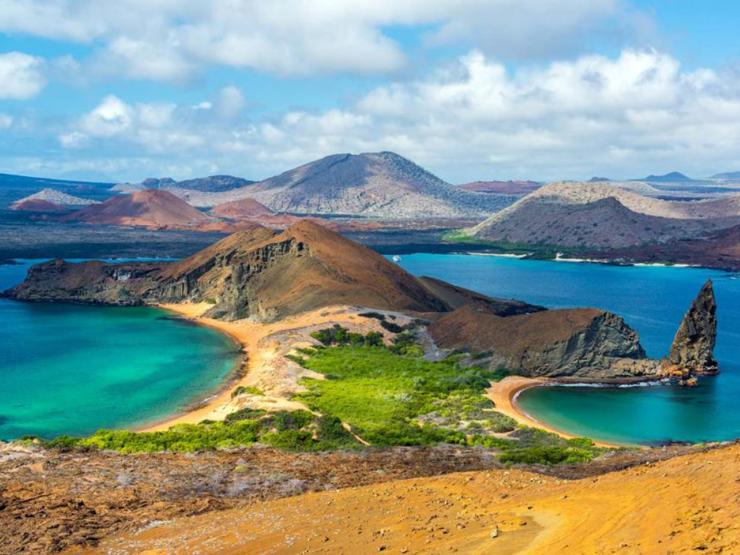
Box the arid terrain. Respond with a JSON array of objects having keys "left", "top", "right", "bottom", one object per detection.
[{"left": 1, "top": 440, "right": 731, "bottom": 554}]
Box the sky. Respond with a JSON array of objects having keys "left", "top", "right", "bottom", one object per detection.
[{"left": 1, "top": 0, "right": 739, "bottom": 183}]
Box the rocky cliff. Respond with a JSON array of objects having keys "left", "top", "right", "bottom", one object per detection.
[
  {"left": 661, "top": 280, "right": 719, "bottom": 383},
  {"left": 428, "top": 304, "right": 658, "bottom": 380}
]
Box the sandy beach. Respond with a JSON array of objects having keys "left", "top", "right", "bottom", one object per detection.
[{"left": 486, "top": 376, "right": 623, "bottom": 448}]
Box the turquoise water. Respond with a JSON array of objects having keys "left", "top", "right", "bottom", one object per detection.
[
  {"left": 0, "top": 261, "right": 239, "bottom": 440},
  {"left": 392, "top": 253, "right": 740, "bottom": 444}
]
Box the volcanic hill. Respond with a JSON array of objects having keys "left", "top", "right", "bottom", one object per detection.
[
  {"left": 164, "top": 152, "right": 515, "bottom": 218},
  {"left": 210, "top": 197, "right": 275, "bottom": 219},
  {"left": 469, "top": 182, "right": 740, "bottom": 248},
  {"left": 10, "top": 188, "right": 99, "bottom": 212},
  {"left": 62, "top": 189, "right": 213, "bottom": 229}
]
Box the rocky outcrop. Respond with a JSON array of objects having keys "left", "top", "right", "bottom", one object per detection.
[
  {"left": 428, "top": 304, "right": 658, "bottom": 379},
  {"left": 661, "top": 280, "right": 719, "bottom": 383}
]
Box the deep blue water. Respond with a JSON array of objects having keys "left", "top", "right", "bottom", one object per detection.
[
  {"left": 0, "top": 260, "right": 239, "bottom": 440},
  {"left": 392, "top": 253, "right": 740, "bottom": 444}
]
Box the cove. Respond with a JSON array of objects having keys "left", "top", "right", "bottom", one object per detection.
[
  {"left": 391, "top": 253, "right": 740, "bottom": 444},
  {"left": 0, "top": 260, "right": 239, "bottom": 440}
]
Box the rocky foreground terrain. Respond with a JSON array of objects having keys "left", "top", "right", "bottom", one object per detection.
[
  {"left": 0, "top": 440, "right": 726, "bottom": 554},
  {"left": 1, "top": 441, "right": 734, "bottom": 554}
]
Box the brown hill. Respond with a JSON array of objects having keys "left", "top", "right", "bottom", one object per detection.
[
  {"left": 210, "top": 198, "right": 274, "bottom": 219},
  {"left": 8, "top": 220, "right": 447, "bottom": 320},
  {"left": 63, "top": 189, "right": 213, "bottom": 229}
]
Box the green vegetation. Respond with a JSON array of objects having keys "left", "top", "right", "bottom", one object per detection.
[
  {"left": 291, "top": 326, "right": 603, "bottom": 463},
  {"left": 42, "top": 409, "right": 357, "bottom": 453},
  {"left": 231, "top": 385, "right": 264, "bottom": 398},
  {"left": 41, "top": 326, "right": 604, "bottom": 465}
]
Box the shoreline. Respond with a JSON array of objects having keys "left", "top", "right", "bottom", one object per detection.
[
  {"left": 136, "top": 303, "right": 393, "bottom": 432},
  {"left": 134, "top": 303, "right": 250, "bottom": 432},
  {"left": 487, "top": 376, "right": 632, "bottom": 449}
]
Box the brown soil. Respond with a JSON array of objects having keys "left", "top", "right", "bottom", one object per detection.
[
  {"left": 0, "top": 441, "right": 719, "bottom": 554},
  {"left": 78, "top": 443, "right": 739, "bottom": 555}
]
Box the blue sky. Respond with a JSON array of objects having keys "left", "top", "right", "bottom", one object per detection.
[{"left": 1, "top": 1, "right": 739, "bottom": 183}]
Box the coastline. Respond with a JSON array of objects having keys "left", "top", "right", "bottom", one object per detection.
[
  {"left": 487, "top": 376, "right": 629, "bottom": 449},
  {"left": 137, "top": 303, "right": 395, "bottom": 432}
]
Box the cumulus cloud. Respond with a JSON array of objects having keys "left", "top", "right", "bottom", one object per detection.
[
  {"left": 0, "top": 52, "right": 46, "bottom": 99},
  {"left": 0, "top": 0, "right": 647, "bottom": 80},
  {"left": 51, "top": 49, "right": 740, "bottom": 181}
]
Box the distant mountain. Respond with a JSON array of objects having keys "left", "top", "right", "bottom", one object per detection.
[
  {"left": 642, "top": 172, "right": 692, "bottom": 182},
  {"left": 711, "top": 171, "right": 740, "bottom": 180},
  {"left": 164, "top": 152, "right": 516, "bottom": 218},
  {"left": 10, "top": 188, "right": 100, "bottom": 214},
  {"left": 64, "top": 190, "right": 213, "bottom": 229},
  {"left": 210, "top": 198, "right": 275, "bottom": 219},
  {"left": 588, "top": 177, "right": 610, "bottom": 182},
  {"left": 469, "top": 182, "right": 740, "bottom": 249},
  {"left": 0, "top": 173, "right": 114, "bottom": 209},
  {"left": 115, "top": 175, "right": 255, "bottom": 195},
  {"left": 457, "top": 180, "right": 541, "bottom": 195}
]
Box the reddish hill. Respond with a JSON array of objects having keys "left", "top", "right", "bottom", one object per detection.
[
  {"left": 64, "top": 190, "right": 212, "bottom": 229},
  {"left": 210, "top": 198, "right": 275, "bottom": 219},
  {"left": 458, "top": 180, "right": 541, "bottom": 195}
]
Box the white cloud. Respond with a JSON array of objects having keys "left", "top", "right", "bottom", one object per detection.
[
  {"left": 52, "top": 49, "right": 740, "bottom": 181},
  {"left": 0, "top": 1, "right": 647, "bottom": 80},
  {"left": 0, "top": 114, "right": 13, "bottom": 129},
  {"left": 0, "top": 52, "right": 46, "bottom": 99},
  {"left": 216, "top": 86, "right": 246, "bottom": 118}
]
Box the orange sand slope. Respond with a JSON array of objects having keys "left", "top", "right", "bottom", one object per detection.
[{"left": 89, "top": 443, "right": 739, "bottom": 554}]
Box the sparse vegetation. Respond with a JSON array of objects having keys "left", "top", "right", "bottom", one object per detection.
[
  {"left": 41, "top": 409, "right": 358, "bottom": 453},
  {"left": 231, "top": 385, "right": 264, "bottom": 398}
]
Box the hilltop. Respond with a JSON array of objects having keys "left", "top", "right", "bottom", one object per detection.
[
  {"left": 63, "top": 189, "right": 213, "bottom": 229},
  {"left": 164, "top": 152, "right": 515, "bottom": 218},
  {"left": 209, "top": 197, "right": 275, "bottom": 219}
]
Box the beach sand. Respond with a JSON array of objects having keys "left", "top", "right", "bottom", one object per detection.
[{"left": 487, "top": 376, "right": 622, "bottom": 448}]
